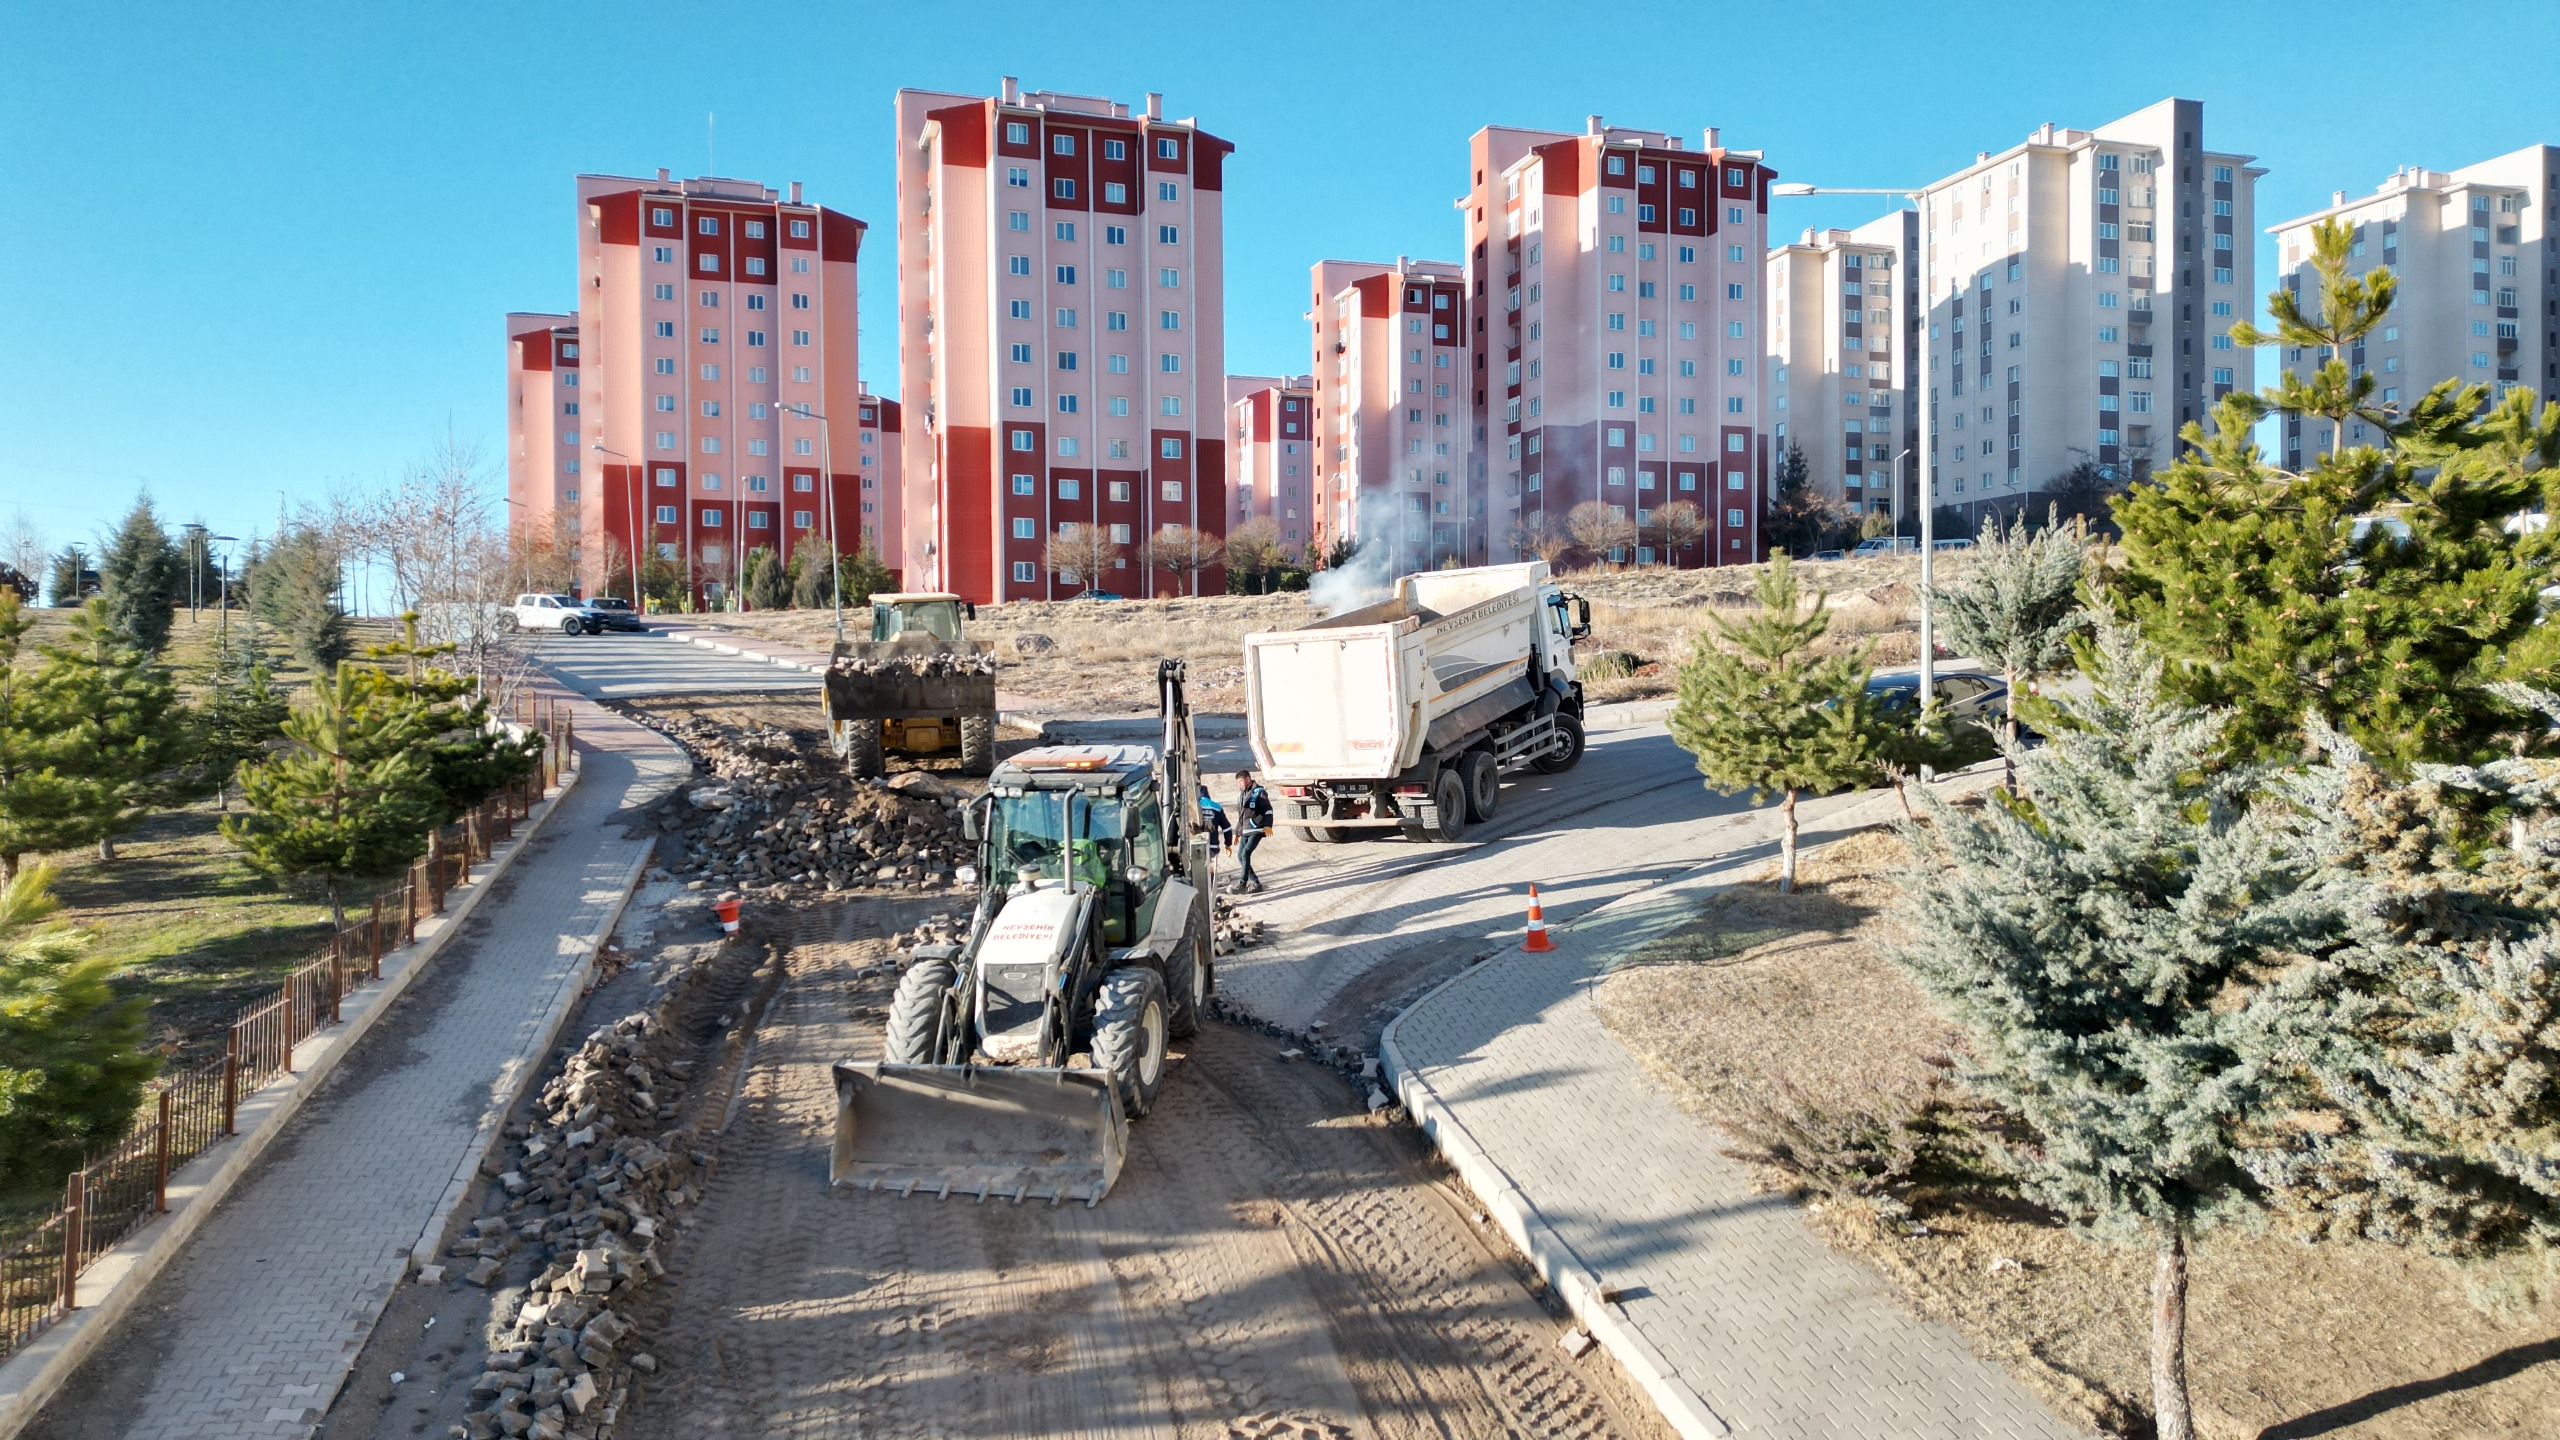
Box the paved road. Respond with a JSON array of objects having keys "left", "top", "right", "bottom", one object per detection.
[
  {"left": 25, "top": 705, "right": 687, "bottom": 1440},
  {"left": 531, "top": 628, "right": 819, "bottom": 698}
]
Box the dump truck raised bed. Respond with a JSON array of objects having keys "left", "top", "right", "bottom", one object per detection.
[
  {"left": 824, "top": 592, "right": 999, "bottom": 778},
  {"left": 1243, "top": 561, "right": 1588, "bottom": 843}
]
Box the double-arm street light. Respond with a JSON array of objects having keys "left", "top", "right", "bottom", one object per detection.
[
  {"left": 1770, "top": 182, "right": 1939, "bottom": 707},
  {"left": 778, "top": 401, "right": 848, "bottom": 643}
]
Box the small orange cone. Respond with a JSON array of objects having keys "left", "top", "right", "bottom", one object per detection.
[
  {"left": 1522, "top": 885, "right": 1556, "bottom": 953},
  {"left": 713, "top": 897, "right": 741, "bottom": 935}
]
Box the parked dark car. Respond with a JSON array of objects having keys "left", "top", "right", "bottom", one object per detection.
[
  {"left": 1077, "top": 590, "right": 1126, "bottom": 602},
  {"left": 583, "top": 596, "right": 648, "bottom": 632}
]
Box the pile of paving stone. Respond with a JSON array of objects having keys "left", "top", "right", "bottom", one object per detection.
[
  {"left": 825, "top": 649, "right": 998, "bottom": 678},
  {"left": 446, "top": 974, "right": 727, "bottom": 1439},
  {"left": 631, "top": 713, "right": 974, "bottom": 897},
  {"left": 1211, "top": 894, "right": 1267, "bottom": 956}
]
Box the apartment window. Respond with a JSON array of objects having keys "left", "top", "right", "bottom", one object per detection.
[
  {"left": 1108, "top": 353, "right": 1130, "bottom": 373},
  {"left": 655, "top": 358, "right": 676, "bottom": 376},
  {"left": 1008, "top": 211, "right": 1030, "bottom": 232},
  {"left": 1013, "top": 560, "right": 1037, "bottom": 584},
  {"left": 1010, "top": 386, "right": 1033, "bottom": 407},
  {"left": 1011, "top": 429, "right": 1035, "bottom": 451},
  {"left": 1103, "top": 138, "right": 1126, "bottom": 161},
  {"left": 1159, "top": 310, "right": 1181, "bottom": 330},
  {"left": 1159, "top": 224, "right": 1183, "bottom": 245},
  {"left": 791, "top": 365, "right": 812, "bottom": 382},
  {"left": 1607, "top": 195, "right": 1626, "bottom": 214},
  {"left": 701, "top": 399, "right": 720, "bottom": 417},
  {"left": 655, "top": 394, "right": 676, "bottom": 413},
  {"left": 1726, "top": 321, "right": 1746, "bottom": 338},
  {"left": 1012, "top": 518, "right": 1036, "bottom": 540},
  {"left": 1055, "top": 308, "right": 1078, "bottom": 328},
  {"left": 1057, "top": 395, "right": 1079, "bottom": 414},
  {"left": 1607, "top": 351, "right": 1626, "bottom": 369},
  {"left": 1005, "top": 121, "right": 1030, "bottom": 144},
  {"left": 745, "top": 293, "right": 767, "bottom": 310},
  {"left": 1105, "top": 225, "right": 1127, "bottom": 245},
  {"left": 654, "top": 505, "right": 678, "bottom": 524},
  {"left": 1160, "top": 353, "right": 1182, "bottom": 373},
  {"left": 654, "top": 320, "right": 676, "bottom": 339},
  {"left": 1726, "top": 283, "right": 1746, "bottom": 301},
  {"left": 1008, "top": 166, "right": 1030, "bottom": 188},
  {"left": 1160, "top": 437, "right": 1184, "bottom": 459},
  {"left": 1106, "top": 311, "right": 1129, "bottom": 331}
]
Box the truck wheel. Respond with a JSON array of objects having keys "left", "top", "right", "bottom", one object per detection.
[
  {"left": 1421, "top": 769, "right": 1469, "bottom": 843},
  {"left": 883, "top": 956, "right": 957, "bottom": 1064},
  {"left": 959, "top": 714, "right": 997, "bottom": 777},
  {"left": 1091, "top": 967, "right": 1169, "bottom": 1118},
  {"left": 844, "top": 721, "right": 885, "bottom": 778},
  {"left": 1532, "top": 713, "right": 1586, "bottom": 774},
  {"left": 1294, "top": 803, "right": 1344, "bottom": 844},
  {"left": 1166, "top": 898, "right": 1212, "bottom": 1039},
  {"left": 1462, "top": 750, "right": 1501, "bottom": 823}
]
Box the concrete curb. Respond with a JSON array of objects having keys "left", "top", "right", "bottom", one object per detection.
[
  {"left": 0, "top": 763, "right": 585, "bottom": 1438},
  {"left": 1376, "top": 784, "right": 1939, "bottom": 1440},
  {"left": 403, "top": 838, "right": 655, "bottom": 1278},
  {"left": 656, "top": 628, "right": 826, "bottom": 676}
]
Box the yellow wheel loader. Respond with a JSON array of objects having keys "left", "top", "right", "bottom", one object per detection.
[
  {"left": 822, "top": 592, "right": 999, "bottom": 778},
  {"left": 831, "top": 660, "right": 1214, "bottom": 1205}
]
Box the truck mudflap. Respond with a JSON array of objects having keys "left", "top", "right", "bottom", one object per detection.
[{"left": 829, "top": 1060, "right": 1127, "bottom": 1206}]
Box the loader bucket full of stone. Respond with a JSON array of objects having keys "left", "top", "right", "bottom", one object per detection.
[{"left": 829, "top": 1059, "right": 1128, "bottom": 1206}]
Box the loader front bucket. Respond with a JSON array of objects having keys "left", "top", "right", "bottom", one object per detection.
[{"left": 830, "top": 1060, "right": 1128, "bottom": 1206}]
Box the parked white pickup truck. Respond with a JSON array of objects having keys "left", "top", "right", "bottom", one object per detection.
[{"left": 506, "top": 593, "right": 606, "bottom": 635}]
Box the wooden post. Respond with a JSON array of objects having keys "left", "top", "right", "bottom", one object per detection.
[
  {"left": 370, "top": 894, "right": 384, "bottom": 978},
  {"left": 61, "top": 1171, "right": 84, "bottom": 1309},
  {"left": 329, "top": 954, "right": 343, "bottom": 1026},
  {"left": 223, "top": 1031, "right": 239, "bottom": 1136},
  {"left": 428, "top": 830, "right": 445, "bottom": 912},
  {"left": 154, "top": 1090, "right": 173, "bottom": 1214},
  {"left": 404, "top": 868, "right": 418, "bottom": 944}
]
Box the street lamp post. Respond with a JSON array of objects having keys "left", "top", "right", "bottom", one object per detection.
[
  {"left": 593, "top": 442, "right": 640, "bottom": 609},
  {"left": 783, "top": 401, "right": 846, "bottom": 643},
  {"left": 1771, "top": 182, "right": 1936, "bottom": 707},
  {"left": 211, "top": 534, "right": 237, "bottom": 652}
]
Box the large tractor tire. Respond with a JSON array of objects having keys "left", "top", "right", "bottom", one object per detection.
[
  {"left": 1090, "top": 966, "right": 1170, "bottom": 1118},
  {"left": 1461, "top": 749, "right": 1501, "bottom": 823},
  {"left": 882, "top": 956, "right": 957, "bottom": 1064},
  {"left": 1166, "top": 896, "right": 1213, "bottom": 1039},
  {"left": 1416, "top": 768, "right": 1469, "bottom": 843},
  {"left": 1532, "top": 712, "right": 1586, "bottom": 774},
  {"left": 959, "top": 713, "right": 997, "bottom": 777},
  {"left": 843, "top": 720, "right": 885, "bottom": 779}
]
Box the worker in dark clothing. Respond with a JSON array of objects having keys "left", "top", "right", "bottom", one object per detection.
[
  {"left": 1233, "top": 769, "right": 1274, "bottom": 894},
  {"left": 1198, "top": 784, "right": 1232, "bottom": 861}
]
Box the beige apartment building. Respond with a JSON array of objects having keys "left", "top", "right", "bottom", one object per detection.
[
  {"left": 2268, "top": 144, "right": 2558, "bottom": 462},
  {"left": 1464, "top": 119, "right": 1772, "bottom": 568},
  {"left": 1917, "top": 99, "right": 2260, "bottom": 531},
  {"left": 1225, "top": 374, "right": 1316, "bottom": 546},
  {"left": 1767, "top": 211, "right": 1918, "bottom": 525},
  {"left": 1306, "top": 257, "right": 1473, "bottom": 569},
  {"left": 895, "top": 80, "right": 1234, "bottom": 602}
]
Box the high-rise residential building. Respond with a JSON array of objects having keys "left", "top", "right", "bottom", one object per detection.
[
  {"left": 1767, "top": 212, "right": 1920, "bottom": 525},
  {"left": 1464, "top": 119, "right": 1773, "bottom": 569},
  {"left": 505, "top": 311, "right": 582, "bottom": 557},
  {"left": 504, "top": 173, "right": 872, "bottom": 603},
  {"left": 850, "top": 389, "right": 905, "bottom": 565},
  {"left": 1306, "top": 257, "right": 1472, "bottom": 569},
  {"left": 1915, "top": 100, "right": 2260, "bottom": 531},
  {"left": 896, "top": 80, "right": 1234, "bottom": 602},
  {"left": 2267, "top": 145, "right": 2558, "bottom": 463},
  {"left": 1225, "top": 375, "right": 1315, "bottom": 546}
]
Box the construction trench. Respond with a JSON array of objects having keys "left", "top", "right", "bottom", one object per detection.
[{"left": 317, "top": 694, "right": 1673, "bottom": 1440}]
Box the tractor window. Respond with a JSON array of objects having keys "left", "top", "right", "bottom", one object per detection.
[
  {"left": 987, "top": 790, "right": 1130, "bottom": 898},
  {"left": 874, "top": 600, "right": 966, "bottom": 644}
]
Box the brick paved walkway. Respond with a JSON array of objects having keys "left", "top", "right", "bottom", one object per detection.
[
  {"left": 27, "top": 704, "right": 686, "bottom": 1440},
  {"left": 1384, "top": 783, "right": 2085, "bottom": 1440}
]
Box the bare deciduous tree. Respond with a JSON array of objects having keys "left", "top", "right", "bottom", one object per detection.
[
  {"left": 1222, "top": 517, "right": 1288, "bottom": 591},
  {"left": 1509, "top": 512, "right": 1572, "bottom": 567},
  {"left": 1564, "top": 501, "right": 1635, "bottom": 566},
  {"left": 1646, "top": 500, "right": 1707, "bottom": 566},
  {"left": 1136, "top": 524, "right": 1223, "bottom": 595},
  {"left": 1041, "top": 523, "right": 1124, "bottom": 592},
  {"left": 1, "top": 511, "right": 46, "bottom": 583}
]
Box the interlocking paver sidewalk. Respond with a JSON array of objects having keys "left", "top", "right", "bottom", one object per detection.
[
  {"left": 27, "top": 704, "right": 686, "bottom": 1440},
  {"left": 1384, "top": 782, "right": 2086, "bottom": 1440}
]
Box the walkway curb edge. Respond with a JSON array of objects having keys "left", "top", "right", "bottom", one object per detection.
[{"left": 0, "top": 762, "right": 584, "bottom": 1439}]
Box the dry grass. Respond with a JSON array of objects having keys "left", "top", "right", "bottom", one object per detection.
[{"left": 1596, "top": 826, "right": 2560, "bottom": 1440}]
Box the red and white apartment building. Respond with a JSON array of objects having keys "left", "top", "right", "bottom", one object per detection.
[
  {"left": 1304, "top": 258, "right": 1475, "bottom": 570},
  {"left": 1224, "top": 374, "right": 1316, "bottom": 547},
  {"left": 1461, "top": 119, "right": 1774, "bottom": 567},
  {"left": 505, "top": 170, "right": 879, "bottom": 603},
  {"left": 895, "top": 80, "right": 1234, "bottom": 602}
]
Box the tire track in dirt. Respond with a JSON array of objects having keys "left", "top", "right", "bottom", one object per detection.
[{"left": 621, "top": 903, "right": 1673, "bottom": 1440}]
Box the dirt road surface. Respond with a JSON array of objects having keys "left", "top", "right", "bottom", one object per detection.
[{"left": 618, "top": 902, "right": 1673, "bottom": 1440}]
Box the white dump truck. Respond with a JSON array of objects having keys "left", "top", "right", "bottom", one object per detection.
[{"left": 1243, "top": 561, "right": 1590, "bottom": 842}]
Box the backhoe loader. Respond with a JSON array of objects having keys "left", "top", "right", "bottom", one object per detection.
[{"left": 831, "top": 659, "right": 1213, "bottom": 1205}]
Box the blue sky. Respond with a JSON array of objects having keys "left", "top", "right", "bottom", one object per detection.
[{"left": 7, "top": 0, "right": 2557, "bottom": 557}]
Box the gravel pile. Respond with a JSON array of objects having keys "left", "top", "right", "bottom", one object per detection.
[{"left": 826, "top": 650, "right": 998, "bottom": 678}]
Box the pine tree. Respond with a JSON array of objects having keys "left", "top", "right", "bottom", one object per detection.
[
  {"left": 741, "top": 546, "right": 789, "bottom": 611},
  {"left": 247, "top": 525, "right": 353, "bottom": 672},
  {"left": 36, "top": 605, "right": 189, "bottom": 861},
  {"left": 2116, "top": 214, "right": 2559, "bottom": 771},
  {"left": 223, "top": 665, "right": 442, "bottom": 926},
  {"left": 1668, "top": 555, "right": 1875, "bottom": 890},
  {"left": 0, "top": 862, "right": 155, "bottom": 1192},
  {"left": 0, "top": 593, "right": 87, "bottom": 882},
  {"left": 2247, "top": 702, "right": 2560, "bottom": 1256},
  {"left": 1927, "top": 506, "right": 2090, "bottom": 789},
  {"left": 93, "top": 496, "right": 186, "bottom": 654},
  {"left": 351, "top": 613, "right": 540, "bottom": 820},
  {"left": 1763, "top": 441, "right": 1847, "bottom": 558},
  {"left": 46, "top": 547, "right": 90, "bottom": 608},
  {"left": 1891, "top": 619, "right": 2325, "bottom": 1440},
  {"left": 195, "top": 642, "right": 290, "bottom": 810}
]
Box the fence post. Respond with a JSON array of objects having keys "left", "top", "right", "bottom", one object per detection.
[
  {"left": 370, "top": 894, "right": 384, "bottom": 979},
  {"left": 428, "top": 831, "right": 445, "bottom": 912},
  {"left": 154, "top": 1090, "right": 173, "bottom": 1214},
  {"left": 61, "top": 1171, "right": 84, "bottom": 1309},
  {"left": 329, "top": 954, "right": 343, "bottom": 1026},
  {"left": 404, "top": 867, "right": 418, "bottom": 945},
  {"left": 223, "top": 1031, "right": 239, "bottom": 1136}
]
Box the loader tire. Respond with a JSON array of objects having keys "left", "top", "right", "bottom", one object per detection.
[
  {"left": 1091, "top": 967, "right": 1169, "bottom": 1118},
  {"left": 843, "top": 720, "right": 885, "bottom": 779},
  {"left": 1419, "top": 769, "right": 1469, "bottom": 843},
  {"left": 1532, "top": 712, "right": 1586, "bottom": 774},
  {"left": 1461, "top": 749, "right": 1501, "bottom": 823},
  {"left": 883, "top": 956, "right": 957, "bottom": 1065},
  {"left": 959, "top": 713, "right": 997, "bottom": 777},
  {"left": 1167, "top": 897, "right": 1213, "bottom": 1039}
]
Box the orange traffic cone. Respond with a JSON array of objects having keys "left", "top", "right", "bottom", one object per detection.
[
  {"left": 1522, "top": 885, "right": 1556, "bottom": 953},
  {"left": 713, "top": 897, "right": 741, "bottom": 935}
]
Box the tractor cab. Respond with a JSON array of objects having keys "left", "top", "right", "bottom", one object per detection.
[
  {"left": 869, "top": 592, "right": 975, "bottom": 645},
  {"left": 979, "top": 746, "right": 1168, "bottom": 948}
]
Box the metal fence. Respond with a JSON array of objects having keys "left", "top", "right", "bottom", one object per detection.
[{"left": 0, "top": 695, "right": 573, "bottom": 1361}]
